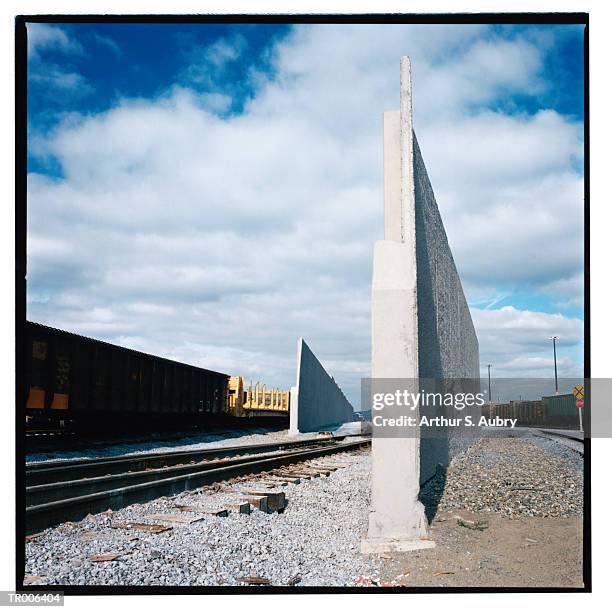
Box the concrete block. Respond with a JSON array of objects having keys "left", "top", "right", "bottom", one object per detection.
[{"left": 361, "top": 537, "right": 436, "bottom": 554}]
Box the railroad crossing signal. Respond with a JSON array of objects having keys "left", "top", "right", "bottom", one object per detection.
[
  {"left": 573, "top": 385, "right": 585, "bottom": 433},
  {"left": 572, "top": 385, "right": 584, "bottom": 400}
]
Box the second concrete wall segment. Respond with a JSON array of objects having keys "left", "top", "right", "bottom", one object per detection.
[{"left": 288, "top": 337, "right": 355, "bottom": 434}]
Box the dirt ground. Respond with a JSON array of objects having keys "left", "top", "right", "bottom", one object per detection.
[{"left": 373, "top": 510, "right": 583, "bottom": 588}]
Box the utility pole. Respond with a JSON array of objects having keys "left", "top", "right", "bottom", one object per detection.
[{"left": 549, "top": 336, "right": 559, "bottom": 395}]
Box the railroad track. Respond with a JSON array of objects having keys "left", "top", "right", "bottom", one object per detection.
[
  {"left": 534, "top": 428, "right": 584, "bottom": 456},
  {"left": 25, "top": 436, "right": 371, "bottom": 534}
]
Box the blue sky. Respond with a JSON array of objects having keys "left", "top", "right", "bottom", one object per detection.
[{"left": 26, "top": 22, "right": 585, "bottom": 404}]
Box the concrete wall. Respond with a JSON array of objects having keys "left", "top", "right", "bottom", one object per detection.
[
  {"left": 413, "top": 133, "right": 480, "bottom": 482},
  {"left": 289, "top": 338, "right": 355, "bottom": 434},
  {"left": 376, "top": 114, "right": 480, "bottom": 485}
]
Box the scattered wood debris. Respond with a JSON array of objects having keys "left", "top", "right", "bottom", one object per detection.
[
  {"left": 110, "top": 522, "right": 172, "bottom": 534},
  {"left": 239, "top": 575, "right": 271, "bottom": 585},
  {"left": 144, "top": 513, "right": 208, "bottom": 524},
  {"left": 89, "top": 553, "right": 127, "bottom": 562},
  {"left": 287, "top": 574, "right": 302, "bottom": 586},
  {"left": 173, "top": 505, "right": 228, "bottom": 517},
  {"left": 25, "top": 534, "right": 42, "bottom": 543}
]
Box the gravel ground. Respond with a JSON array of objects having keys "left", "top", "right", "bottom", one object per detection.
[
  {"left": 420, "top": 431, "right": 583, "bottom": 519},
  {"left": 24, "top": 431, "right": 583, "bottom": 588},
  {"left": 27, "top": 427, "right": 323, "bottom": 464}
]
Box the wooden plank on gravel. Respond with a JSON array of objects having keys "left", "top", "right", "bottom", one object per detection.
[
  {"left": 278, "top": 470, "right": 319, "bottom": 479},
  {"left": 25, "top": 533, "right": 43, "bottom": 543},
  {"left": 295, "top": 467, "right": 332, "bottom": 476},
  {"left": 172, "top": 506, "right": 228, "bottom": 518},
  {"left": 226, "top": 501, "right": 251, "bottom": 514},
  {"left": 237, "top": 490, "right": 286, "bottom": 512},
  {"left": 239, "top": 576, "right": 271, "bottom": 585},
  {"left": 268, "top": 473, "right": 301, "bottom": 483},
  {"left": 256, "top": 474, "right": 289, "bottom": 484},
  {"left": 241, "top": 495, "right": 269, "bottom": 513},
  {"left": 248, "top": 480, "right": 287, "bottom": 488},
  {"left": 89, "top": 553, "right": 126, "bottom": 562},
  {"left": 145, "top": 513, "right": 208, "bottom": 523},
  {"left": 110, "top": 522, "right": 172, "bottom": 534},
  {"left": 275, "top": 469, "right": 311, "bottom": 477}
]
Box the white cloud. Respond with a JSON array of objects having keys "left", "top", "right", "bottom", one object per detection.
[
  {"left": 27, "top": 24, "right": 83, "bottom": 58},
  {"left": 29, "top": 66, "right": 92, "bottom": 94},
  {"left": 181, "top": 34, "right": 248, "bottom": 89},
  {"left": 27, "top": 25, "right": 584, "bottom": 404},
  {"left": 472, "top": 306, "right": 583, "bottom": 377},
  {"left": 205, "top": 34, "right": 247, "bottom": 68},
  {"left": 540, "top": 273, "right": 584, "bottom": 309},
  {"left": 28, "top": 25, "right": 91, "bottom": 100},
  {"left": 92, "top": 33, "right": 122, "bottom": 56}
]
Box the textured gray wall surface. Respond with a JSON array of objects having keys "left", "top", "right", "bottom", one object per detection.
[
  {"left": 291, "top": 338, "right": 355, "bottom": 433},
  {"left": 413, "top": 134, "right": 480, "bottom": 483}
]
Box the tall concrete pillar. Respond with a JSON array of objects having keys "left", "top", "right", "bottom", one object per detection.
[{"left": 362, "top": 57, "right": 434, "bottom": 553}]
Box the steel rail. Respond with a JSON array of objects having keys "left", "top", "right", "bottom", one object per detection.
[
  {"left": 26, "top": 435, "right": 353, "bottom": 486},
  {"left": 533, "top": 430, "right": 584, "bottom": 456}
]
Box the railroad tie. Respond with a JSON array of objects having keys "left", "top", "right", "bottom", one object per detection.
[
  {"left": 293, "top": 466, "right": 332, "bottom": 476},
  {"left": 277, "top": 469, "right": 319, "bottom": 479},
  {"left": 235, "top": 490, "right": 286, "bottom": 512},
  {"left": 273, "top": 471, "right": 311, "bottom": 480},
  {"left": 170, "top": 506, "right": 229, "bottom": 518},
  {"left": 251, "top": 479, "right": 288, "bottom": 488},
  {"left": 265, "top": 474, "right": 300, "bottom": 484},
  {"left": 240, "top": 495, "right": 269, "bottom": 513},
  {"left": 225, "top": 501, "right": 252, "bottom": 515}
]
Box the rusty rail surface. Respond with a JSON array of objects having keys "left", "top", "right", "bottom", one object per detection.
[{"left": 26, "top": 435, "right": 357, "bottom": 485}]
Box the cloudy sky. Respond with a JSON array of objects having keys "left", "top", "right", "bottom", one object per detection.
[{"left": 26, "top": 22, "right": 585, "bottom": 405}]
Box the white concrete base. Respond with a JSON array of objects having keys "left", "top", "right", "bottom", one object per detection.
[{"left": 360, "top": 537, "right": 436, "bottom": 554}]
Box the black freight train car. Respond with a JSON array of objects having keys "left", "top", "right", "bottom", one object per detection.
[{"left": 24, "top": 321, "right": 229, "bottom": 433}]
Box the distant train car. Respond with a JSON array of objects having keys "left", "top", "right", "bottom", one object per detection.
[
  {"left": 542, "top": 394, "right": 580, "bottom": 429},
  {"left": 485, "top": 396, "right": 580, "bottom": 429},
  {"left": 509, "top": 400, "right": 544, "bottom": 426},
  {"left": 227, "top": 376, "right": 290, "bottom": 418},
  {"left": 24, "top": 321, "right": 229, "bottom": 433}
]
